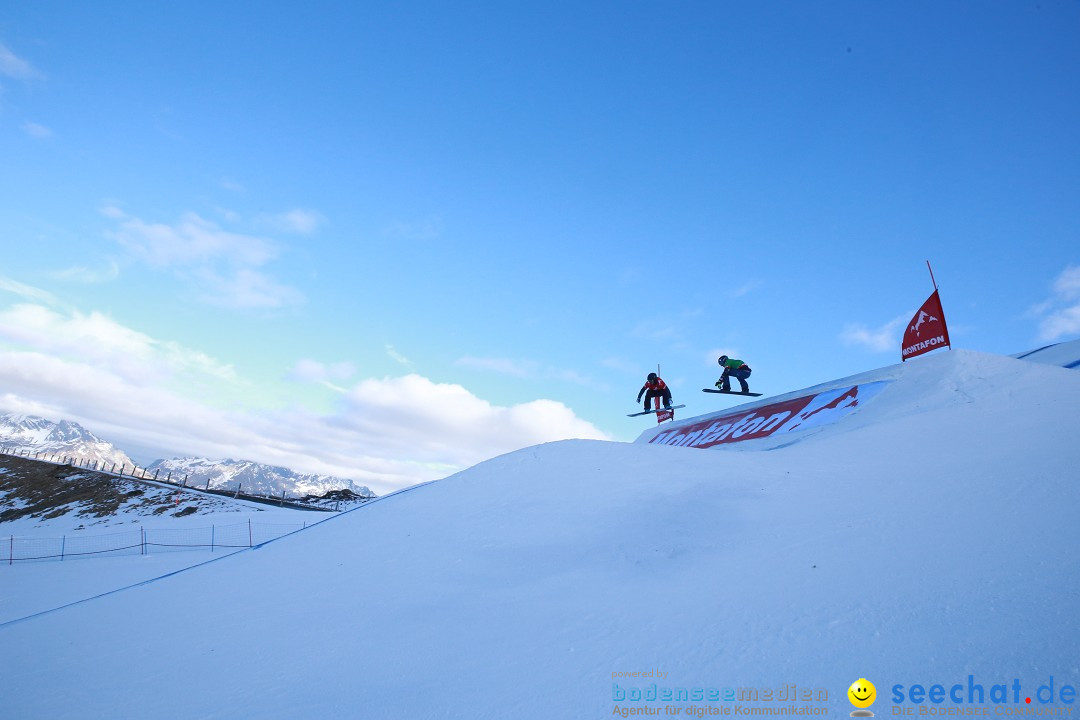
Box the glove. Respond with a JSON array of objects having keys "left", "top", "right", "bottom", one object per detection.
[{"left": 715, "top": 381, "right": 723, "bottom": 388}]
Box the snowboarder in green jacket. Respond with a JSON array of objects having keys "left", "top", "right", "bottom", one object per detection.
[{"left": 716, "top": 355, "right": 752, "bottom": 393}]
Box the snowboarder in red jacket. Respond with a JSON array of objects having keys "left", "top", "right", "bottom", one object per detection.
[{"left": 637, "top": 373, "right": 673, "bottom": 412}]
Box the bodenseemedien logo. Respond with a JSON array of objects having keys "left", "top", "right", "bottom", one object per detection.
[{"left": 849, "top": 678, "right": 877, "bottom": 717}]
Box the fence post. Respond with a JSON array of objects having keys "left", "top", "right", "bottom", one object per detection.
[
  {"left": 166, "top": 471, "right": 171, "bottom": 483},
  {"left": 141, "top": 527, "right": 146, "bottom": 555},
  {"left": 211, "top": 525, "right": 215, "bottom": 552},
  {"left": 61, "top": 535, "right": 66, "bottom": 561},
  {"left": 234, "top": 483, "right": 241, "bottom": 499},
  {"left": 154, "top": 469, "right": 160, "bottom": 481},
  {"left": 8, "top": 535, "right": 12, "bottom": 565},
  {"left": 248, "top": 519, "right": 252, "bottom": 547}
]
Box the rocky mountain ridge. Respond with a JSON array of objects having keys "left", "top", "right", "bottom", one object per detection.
[{"left": 0, "top": 413, "right": 376, "bottom": 499}]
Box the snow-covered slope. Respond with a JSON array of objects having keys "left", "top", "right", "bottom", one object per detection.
[
  {"left": 146, "top": 456, "right": 377, "bottom": 498},
  {"left": 0, "top": 454, "right": 314, "bottom": 534},
  {"left": 1012, "top": 338, "right": 1080, "bottom": 369},
  {"left": 0, "top": 413, "right": 134, "bottom": 470},
  {"left": 2, "top": 347, "right": 1079, "bottom": 719}
]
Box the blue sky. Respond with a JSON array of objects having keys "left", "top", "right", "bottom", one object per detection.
[{"left": 1, "top": 1, "right": 1078, "bottom": 493}]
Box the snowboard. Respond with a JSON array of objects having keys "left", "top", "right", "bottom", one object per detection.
[
  {"left": 627, "top": 404, "right": 686, "bottom": 417},
  {"left": 702, "top": 388, "right": 763, "bottom": 397}
]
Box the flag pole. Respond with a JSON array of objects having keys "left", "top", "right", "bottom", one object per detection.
[{"left": 926, "top": 260, "right": 950, "bottom": 352}]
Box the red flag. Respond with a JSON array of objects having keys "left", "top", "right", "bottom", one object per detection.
[
  {"left": 656, "top": 408, "right": 674, "bottom": 423},
  {"left": 901, "top": 290, "right": 951, "bottom": 361}
]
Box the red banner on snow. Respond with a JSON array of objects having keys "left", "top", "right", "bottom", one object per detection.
[
  {"left": 645, "top": 382, "right": 890, "bottom": 449},
  {"left": 901, "top": 290, "right": 951, "bottom": 361}
]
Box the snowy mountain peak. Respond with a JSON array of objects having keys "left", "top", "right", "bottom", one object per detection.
[
  {"left": 0, "top": 413, "right": 134, "bottom": 470},
  {"left": 147, "top": 457, "right": 376, "bottom": 498}
]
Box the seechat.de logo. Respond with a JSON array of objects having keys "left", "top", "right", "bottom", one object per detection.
[{"left": 849, "top": 678, "right": 877, "bottom": 717}]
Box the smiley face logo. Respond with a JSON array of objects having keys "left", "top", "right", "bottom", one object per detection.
[{"left": 848, "top": 678, "right": 876, "bottom": 709}]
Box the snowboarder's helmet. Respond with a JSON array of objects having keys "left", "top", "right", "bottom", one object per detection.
[
  {"left": 718, "top": 355, "right": 728, "bottom": 365},
  {"left": 647, "top": 372, "right": 657, "bottom": 382}
]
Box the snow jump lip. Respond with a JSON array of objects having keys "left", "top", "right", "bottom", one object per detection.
[{"left": 639, "top": 381, "right": 892, "bottom": 449}]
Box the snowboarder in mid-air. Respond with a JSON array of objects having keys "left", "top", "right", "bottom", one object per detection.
[
  {"left": 637, "top": 372, "right": 673, "bottom": 412},
  {"left": 716, "top": 355, "right": 752, "bottom": 394}
]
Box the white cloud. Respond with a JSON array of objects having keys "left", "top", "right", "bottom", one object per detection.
[
  {"left": 1040, "top": 306, "right": 1080, "bottom": 341},
  {"left": 1036, "top": 265, "right": 1080, "bottom": 341},
  {"left": 840, "top": 315, "right": 909, "bottom": 353},
  {"left": 290, "top": 359, "right": 355, "bottom": 384},
  {"left": 100, "top": 205, "right": 126, "bottom": 220},
  {"left": 1053, "top": 266, "right": 1080, "bottom": 299},
  {"left": 195, "top": 267, "right": 304, "bottom": 310},
  {"left": 106, "top": 209, "right": 276, "bottom": 267},
  {"left": 728, "top": 279, "right": 762, "bottom": 298},
  {"left": 219, "top": 177, "right": 246, "bottom": 193},
  {"left": 0, "top": 303, "right": 236, "bottom": 384},
  {"left": 0, "top": 44, "right": 40, "bottom": 80},
  {"left": 268, "top": 208, "right": 325, "bottom": 235},
  {"left": 22, "top": 121, "right": 52, "bottom": 138},
  {"left": 52, "top": 260, "right": 121, "bottom": 284},
  {"left": 102, "top": 208, "right": 304, "bottom": 309},
  {"left": 386, "top": 345, "right": 412, "bottom": 367},
  {"left": 289, "top": 359, "right": 355, "bottom": 392},
  {"left": 0, "top": 303, "right": 608, "bottom": 494},
  {"left": 0, "top": 277, "right": 60, "bottom": 306},
  {"left": 339, "top": 374, "right": 608, "bottom": 469}
]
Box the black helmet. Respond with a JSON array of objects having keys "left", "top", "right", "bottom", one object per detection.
[
  {"left": 718, "top": 355, "right": 728, "bottom": 365},
  {"left": 647, "top": 372, "right": 658, "bottom": 382}
]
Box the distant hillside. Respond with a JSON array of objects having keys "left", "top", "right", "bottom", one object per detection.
[
  {"left": 0, "top": 413, "right": 134, "bottom": 470},
  {"left": 0, "top": 413, "right": 376, "bottom": 500},
  {"left": 0, "top": 454, "right": 260, "bottom": 531},
  {"left": 147, "top": 457, "right": 376, "bottom": 498}
]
